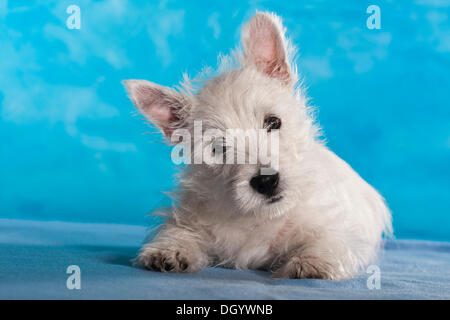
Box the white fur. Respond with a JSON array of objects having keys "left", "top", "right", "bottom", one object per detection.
[{"left": 124, "top": 12, "right": 392, "bottom": 280}]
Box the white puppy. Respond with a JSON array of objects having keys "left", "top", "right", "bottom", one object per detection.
[{"left": 124, "top": 12, "right": 392, "bottom": 280}]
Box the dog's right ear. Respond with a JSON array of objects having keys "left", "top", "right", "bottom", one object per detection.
[
  {"left": 123, "top": 80, "right": 191, "bottom": 139},
  {"left": 241, "top": 12, "right": 295, "bottom": 85}
]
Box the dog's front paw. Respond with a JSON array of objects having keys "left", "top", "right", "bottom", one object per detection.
[
  {"left": 137, "top": 247, "right": 196, "bottom": 273},
  {"left": 273, "top": 256, "right": 336, "bottom": 280}
]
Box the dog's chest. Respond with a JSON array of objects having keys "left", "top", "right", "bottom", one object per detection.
[{"left": 208, "top": 217, "right": 289, "bottom": 269}]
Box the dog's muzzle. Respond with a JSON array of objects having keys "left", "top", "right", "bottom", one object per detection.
[{"left": 249, "top": 172, "right": 279, "bottom": 197}]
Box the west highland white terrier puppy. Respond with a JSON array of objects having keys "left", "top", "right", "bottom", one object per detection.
[{"left": 124, "top": 12, "right": 392, "bottom": 280}]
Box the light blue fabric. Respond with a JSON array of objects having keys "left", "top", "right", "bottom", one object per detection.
[
  {"left": 1, "top": 219, "right": 449, "bottom": 299},
  {"left": 0, "top": 1, "right": 449, "bottom": 241}
]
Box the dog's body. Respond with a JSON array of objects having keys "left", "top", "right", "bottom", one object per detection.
[{"left": 125, "top": 12, "right": 392, "bottom": 280}]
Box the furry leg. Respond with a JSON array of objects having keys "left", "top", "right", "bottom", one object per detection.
[
  {"left": 137, "top": 224, "right": 209, "bottom": 273},
  {"left": 271, "top": 243, "right": 345, "bottom": 280}
]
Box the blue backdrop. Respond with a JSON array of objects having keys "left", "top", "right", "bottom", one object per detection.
[{"left": 0, "top": 0, "right": 449, "bottom": 241}]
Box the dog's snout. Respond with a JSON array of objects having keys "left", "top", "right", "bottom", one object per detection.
[{"left": 250, "top": 172, "right": 279, "bottom": 197}]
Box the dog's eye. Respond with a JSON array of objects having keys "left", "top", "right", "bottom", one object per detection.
[
  {"left": 264, "top": 116, "right": 281, "bottom": 132},
  {"left": 212, "top": 138, "right": 227, "bottom": 156}
]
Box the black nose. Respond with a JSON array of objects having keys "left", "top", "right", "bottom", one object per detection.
[{"left": 250, "top": 172, "right": 279, "bottom": 197}]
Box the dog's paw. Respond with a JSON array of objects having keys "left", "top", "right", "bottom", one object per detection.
[
  {"left": 137, "top": 247, "right": 195, "bottom": 273},
  {"left": 272, "top": 256, "right": 336, "bottom": 280}
]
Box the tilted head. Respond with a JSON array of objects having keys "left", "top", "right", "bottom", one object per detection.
[{"left": 124, "top": 12, "right": 317, "bottom": 219}]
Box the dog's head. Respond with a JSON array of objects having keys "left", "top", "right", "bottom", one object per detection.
[{"left": 124, "top": 12, "right": 316, "bottom": 219}]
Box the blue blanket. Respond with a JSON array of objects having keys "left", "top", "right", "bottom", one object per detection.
[{"left": 0, "top": 219, "right": 449, "bottom": 299}]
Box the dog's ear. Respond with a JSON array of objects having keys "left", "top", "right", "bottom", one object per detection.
[
  {"left": 242, "top": 12, "right": 294, "bottom": 85},
  {"left": 123, "top": 80, "right": 191, "bottom": 138}
]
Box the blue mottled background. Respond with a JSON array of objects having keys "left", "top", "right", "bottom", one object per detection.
[{"left": 0, "top": 0, "right": 449, "bottom": 241}]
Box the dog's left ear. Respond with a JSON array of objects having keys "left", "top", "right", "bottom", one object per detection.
[
  {"left": 242, "top": 12, "right": 294, "bottom": 85},
  {"left": 123, "top": 80, "right": 191, "bottom": 139}
]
